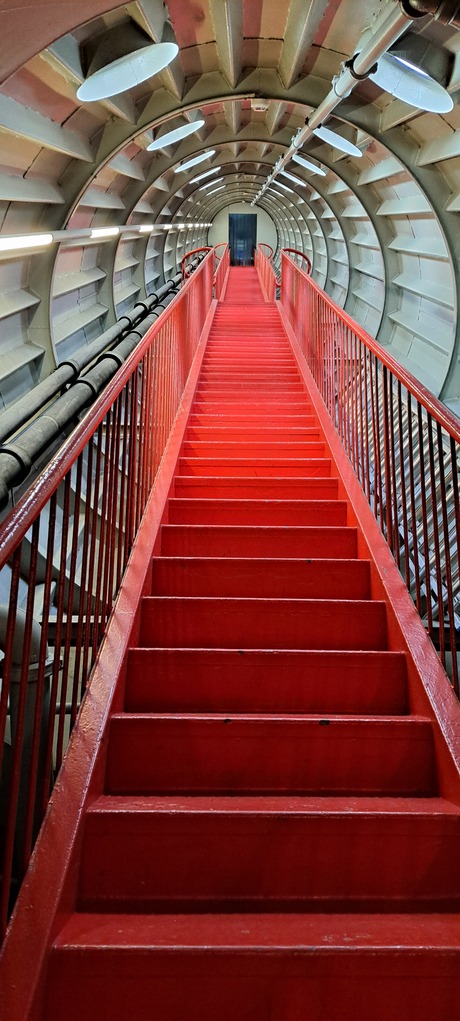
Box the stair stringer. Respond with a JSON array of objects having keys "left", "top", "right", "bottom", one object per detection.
[
  {"left": 0, "top": 299, "right": 219, "bottom": 1021},
  {"left": 278, "top": 300, "right": 460, "bottom": 802}
]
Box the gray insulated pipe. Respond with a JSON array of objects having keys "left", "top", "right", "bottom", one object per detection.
[
  {"left": 0, "top": 313, "right": 158, "bottom": 510},
  {"left": 399, "top": 0, "right": 460, "bottom": 25}
]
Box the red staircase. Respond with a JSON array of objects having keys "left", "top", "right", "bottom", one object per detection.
[{"left": 40, "top": 268, "right": 460, "bottom": 1017}]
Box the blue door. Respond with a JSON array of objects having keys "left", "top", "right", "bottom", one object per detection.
[{"left": 229, "top": 213, "right": 257, "bottom": 266}]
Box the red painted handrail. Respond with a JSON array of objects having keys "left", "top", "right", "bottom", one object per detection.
[
  {"left": 258, "top": 242, "right": 274, "bottom": 258},
  {"left": 181, "top": 246, "right": 213, "bottom": 279},
  {"left": 254, "top": 244, "right": 278, "bottom": 302},
  {"left": 282, "top": 248, "right": 312, "bottom": 275},
  {"left": 280, "top": 250, "right": 460, "bottom": 692},
  {"left": 0, "top": 249, "right": 216, "bottom": 938}
]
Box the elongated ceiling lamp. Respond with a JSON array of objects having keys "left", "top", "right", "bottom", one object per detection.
[
  {"left": 312, "top": 125, "right": 363, "bottom": 156},
  {"left": 189, "top": 166, "right": 222, "bottom": 184},
  {"left": 292, "top": 154, "right": 327, "bottom": 176},
  {"left": 147, "top": 119, "right": 205, "bottom": 151},
  {"left": 368, "top": 52, "right": 453, "bottom": 111},
  {"left": 174, "top": 150, "right": 216, "bottom": 174},
  {"left": 77, "top": 42, "right": 178, "bottom": 101}
]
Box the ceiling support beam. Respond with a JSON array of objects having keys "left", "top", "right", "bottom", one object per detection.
[{"left": 209, "top": 0, "right": 243, "bottom": 88}]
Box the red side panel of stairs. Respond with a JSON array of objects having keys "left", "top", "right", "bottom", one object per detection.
[{"left": 44, "top": 267, "right": 460, "bottom": 1020}]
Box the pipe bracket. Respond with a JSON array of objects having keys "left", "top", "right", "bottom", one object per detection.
[{"left": 345, "top": 54, "right": 378, "bottom": 80}]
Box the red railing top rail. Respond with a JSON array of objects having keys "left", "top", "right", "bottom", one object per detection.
[
  {"left": 281, "top": 250, "right": 460, "bottom": 443},
  {"left": 282, "top": 248, "right": 311, "bottom": 275},
  {"left": 0, "top": 248, "right": 216, "bottom": 569},
  {"left": 258, "top": 242, "right": 274, "bottom": 258},
  {"left": 181, "top": 246, "right": 213, "bottom": 279}
]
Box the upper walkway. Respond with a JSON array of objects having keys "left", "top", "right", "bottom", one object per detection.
[{"left": 1, "top": 264, "right": 460, "bottom": 1020}]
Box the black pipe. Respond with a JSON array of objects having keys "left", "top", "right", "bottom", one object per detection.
[{"left": 399, "top": 0, "right": 460, "bottom": 25}]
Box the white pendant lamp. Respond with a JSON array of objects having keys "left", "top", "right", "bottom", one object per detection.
[
  {"left": 174, "top": 150, "right": 216, "bottom": 174},
  {"left": 147, "top": 119, "right": 205, "bottom": 151},
  {"left": 369, "top": 53, "right": 453, "bottom": 113},
  {"left": 292, "top": 154, "right": 327, "bottom": 176},
  {"left": 77, "top": 42, "right": 179, "bottom": 102},
  {"left": 313, "top": 125, "right": 363, "bottom": 157}
]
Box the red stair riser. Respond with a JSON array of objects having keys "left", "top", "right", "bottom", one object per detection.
[
  {"left": 160, "top": 523, "right": 355, "bottom": 557},
  {"left": 181, "top": 442, "right": 326, "bottom": 458},
  {"left": 44, "top": 933, "right": 460, "bottom": 1021},
  {"left": 139, "top": 595, "right": 386, "bottom": 649},
  {"left": 125, "top": 648, "right": 408, "bottom": 715},
  {"left": 105, "top": 717, "right": 436, "bottom": 796},
  {"left": 78, "top": 798, "right": 459, "bottom": 906},
  {"left": 173, "top": 478, "right": 340, "bottom": 499},
  {"left": 177, "top": 458, "right": 332, "bottom": 477},
  {"left": 151, "top": 556, "right": 368, "bottom": 598},
  {"left": 167, "top": 498, "right": 345, "bottom": 526}
]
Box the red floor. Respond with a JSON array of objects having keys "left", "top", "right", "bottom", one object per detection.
[{"left": 43, "top": 267, "right": 460, "bottom": 1019}]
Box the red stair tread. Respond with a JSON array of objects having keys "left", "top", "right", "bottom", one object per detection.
[{"left": 53, "top": 909, "right": 460, "bottom": 950}]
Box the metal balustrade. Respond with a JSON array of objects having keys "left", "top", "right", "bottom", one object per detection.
[
  {"left": 0, "top": 248, "right": 222, "bottom": 938},
  {"left": 280, "top": 250, "right": 460, "bottom": 694}
]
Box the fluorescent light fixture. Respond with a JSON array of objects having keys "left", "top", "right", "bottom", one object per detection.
[
  {"left": 139, "top": 224, "right": 154, "bottom": 233},
  {"left": 174, "top": 150, "right": 216, "bottom": 174},
  {"left": 199, "top": 177, "right": 224, "bottom": 190},
  {"left": 77, "top": 42, "right": 179, "bottom": 102},
  {"left": 369, "top": 52, "right": 453, "bottom": 113},
  {"left": 89, "top": 227, "right": 120, "bottom": 239},
  {"left": 206, "top": 186, "right": 225, "bottom": 195},
  {"left": 189, "top": 166, "right": 221, "bottom": 184},
  {"left": 292, "top": 153, "right": 327, "bottom": 176},
  {"left": 280, "top": 170, "right": 307, "bottom": 187},
  {"left": 313, "top": 125, "right": 363, "bottom": 157},
  {"left": 0, "top": 232, "right": 54, "bottom": 252},
  {"left": 147, "top": 118, "right": 205, "bottom": 151}
]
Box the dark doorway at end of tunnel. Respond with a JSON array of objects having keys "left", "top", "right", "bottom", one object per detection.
[{"left": 229, "top": 213, "right": 257, "bottom": 266}]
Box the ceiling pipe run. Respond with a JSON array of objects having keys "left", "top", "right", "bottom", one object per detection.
[
  {"left": 399, "top": 0, "right": 460, "bottom": 26},
  {"left": 253, "top": 2, "right": 414, "bottom": 202}
]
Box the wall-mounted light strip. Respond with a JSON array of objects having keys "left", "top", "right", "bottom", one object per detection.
[
  {"left": 0, "top": 223, "right": 211, "bottom": 253},
  {"left": 0, "top": 232, "right": 54, "bottom": 252},
  {"left": 89, "top": 227, "right": 120, "bottom": 239},
  {"left": 206, "top": 186, "right": 225, "bottom": 195}
]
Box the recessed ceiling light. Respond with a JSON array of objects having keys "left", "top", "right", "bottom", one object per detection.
[
  {"left": 206, "top": 185, "right": 225, "bottom": 195},
  {"left": 292, "top": 154, "right": 327, "bottom": 176},
  {"left": 147, "top": 119, "right": 205, "bottom": 151},
  {"left": 369, "top": 52, "right": 453, "bottom": 113},
  {"left": 77, "top": 42, "right": 179, "bottom": 102},
  {"left": 313, "top": 125, "right": 363, "bottom": 157},
  {"left": 174, "top": 150, "right": 216, "bottom": 174}
]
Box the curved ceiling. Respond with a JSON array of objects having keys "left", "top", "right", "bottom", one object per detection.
[{"left": 1, "top": 0, "right": 460, "bottom": 416}]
